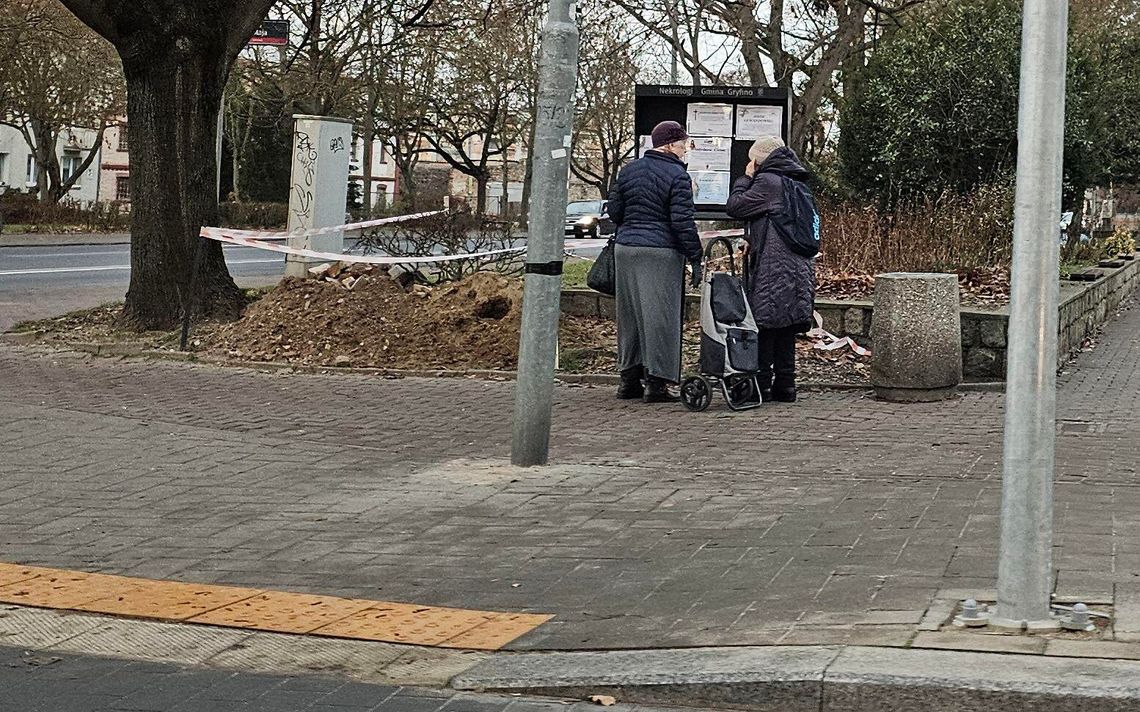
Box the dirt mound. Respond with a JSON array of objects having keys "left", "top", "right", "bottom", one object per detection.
[{"left": 208, "top": 270, "right": 533, "bottom": 369}]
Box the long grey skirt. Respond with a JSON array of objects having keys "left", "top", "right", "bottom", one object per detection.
[{"left": 615, "top": 244, "right": 686, "bottom": 383}]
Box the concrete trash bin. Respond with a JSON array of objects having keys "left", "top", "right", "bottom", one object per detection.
[{"left": 871, "top": 272, "right": 962, "bottom": 402}]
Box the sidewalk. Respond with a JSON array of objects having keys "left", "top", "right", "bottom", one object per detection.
[
  {"left": 0, "top": 232, "right": 130, "bottom": 247},
  {"left": 0, "top": 301, "right": 1138, "bottom": 658}
]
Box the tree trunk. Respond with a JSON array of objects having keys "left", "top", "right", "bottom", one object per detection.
[
  {"left": 30, "top": 119, "right": 58, "bottom": 204},
  {"left": 119, "top": 49, "right": 243, "bottom": 330},
  {"left": 363, "top": 89, "right": 376, "bottom": 216},
  {"left": 475, "top": 174, "right": 488, "bottom": 215}
]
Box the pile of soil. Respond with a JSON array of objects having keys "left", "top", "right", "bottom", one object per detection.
[
  {"left": 13, "top": 268, "right": 871, "bottom": 385},
  {"left": 207, "top": 269, "right": 618, "bottom": 371}
]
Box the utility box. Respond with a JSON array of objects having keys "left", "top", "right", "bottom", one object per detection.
[{"left": 284, "top": 114, "right": 353, "bottom": 278}]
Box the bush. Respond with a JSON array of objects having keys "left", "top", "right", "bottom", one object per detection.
[
  {"left": 355, "top": 210, "right": 519, "bottom": 283},
  {"left": 818, "top": 180, "right": 1015, "bottom": 275},
  {"left": 0, "top": 192, "right": 130, "bottom": 232},
  {"left": 218, "top": 201, "right": 288, "bottom": 229}
]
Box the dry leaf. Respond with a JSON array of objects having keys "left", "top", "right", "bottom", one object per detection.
[{"left": 588, "top": 695, "right": 617, "bottom": 706}]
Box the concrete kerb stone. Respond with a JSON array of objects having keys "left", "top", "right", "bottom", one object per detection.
[
  {"left": 452, "top": 645, "right": 1140, "bottom": 712},
  {"left": 451, "top": 645, "right": 841, "bottom": 712},
  {"left": 0, "top": 340, "right": 908, "bottom": 391}
]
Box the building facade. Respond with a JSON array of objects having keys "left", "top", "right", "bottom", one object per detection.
[
  {"left": 98, "top": 122, "right": 131, "bottom": 204},
  {"left": 0, "top": 124, "right": 103, "bottom": 205}
]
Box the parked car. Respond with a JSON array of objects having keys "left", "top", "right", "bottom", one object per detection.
[{"left": 564, "top": 200, "right": 615, "bottom": 239}]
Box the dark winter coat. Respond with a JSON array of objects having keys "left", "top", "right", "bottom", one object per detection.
[
  {"left": 606, "top": 151, "right": 702, "bottom": 262},
  {"left": 725, "top": 147, "right": 816, "bottom": 332}
]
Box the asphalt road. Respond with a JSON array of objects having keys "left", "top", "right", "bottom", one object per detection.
[{"left": 0, "top": 243, "right": 285, "bottom": 333}]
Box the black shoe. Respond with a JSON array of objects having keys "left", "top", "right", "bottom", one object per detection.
[
  {"left": 644, "top": 376, "right": 679, "bottom": 403},
  {"left": 616, "top": 367, "right": 644, "bottom": 400},
  {"left": 759, "top": 389, "right": 773, "bottom": 403},
  {"left": 773, "top": 387, "right": 797, "bottom": 403}
]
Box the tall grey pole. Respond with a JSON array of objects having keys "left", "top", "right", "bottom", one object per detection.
[
  {"left": 993, "top": 0, "right": 1069, "bottom": 632},
  {"left": 510, "top": 0, "right": 579, "bottom": 466}
]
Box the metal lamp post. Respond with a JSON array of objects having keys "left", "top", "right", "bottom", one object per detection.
[
  {"left": 510, "top": 0, "right": 579, "bottom": 466},
  {"left": 993, "top": 0, "right": 1070, "bottom": 631}
]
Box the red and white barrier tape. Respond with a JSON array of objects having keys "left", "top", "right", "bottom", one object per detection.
[
  {"left": 200, "top": 210, "right": 447, "bottom": 241},
  {"left": 201, "top": 215, "right": 743, "bottom": 266},
  {"left": 805, "top": 310, "right": 871, "bottom": 357},
  {"left": 203, "top": 230, "right": 530, "bottom": 265}
]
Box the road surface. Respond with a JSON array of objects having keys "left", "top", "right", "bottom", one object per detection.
[{"left": 0, "top": 243, "right": 285, "bottom": 332}]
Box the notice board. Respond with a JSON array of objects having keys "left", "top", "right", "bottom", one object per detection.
[{"left": 634, "top": 85, "right": 792, "bottom": 220}]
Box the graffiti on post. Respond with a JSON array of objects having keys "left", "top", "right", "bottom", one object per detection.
[{"left": 292, "top": 130, "right": 318, "bottom": 223}]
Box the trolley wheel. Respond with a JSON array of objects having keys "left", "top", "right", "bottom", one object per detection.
[
  {"left": 680, "top": 376, "right": 713, "bottom": 412},
  {"left": 726, "top": 375, "right": 756, "bottom": 405}
]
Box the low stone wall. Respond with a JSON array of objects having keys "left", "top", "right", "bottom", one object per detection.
[{"left": 561, "top": 255, "right": 1140, "bottom": 380}]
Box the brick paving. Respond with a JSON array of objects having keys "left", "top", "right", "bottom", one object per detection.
[
  {"left": 0, "top": 301, "right": 1138, "bottom": 651},
  {"left": 0, "top": 646, "right": 672, "bottom": 712}
]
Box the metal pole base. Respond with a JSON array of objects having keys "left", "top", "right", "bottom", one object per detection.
[{"left": 989, "top": 615, "right": 1062, "bottom": 633}]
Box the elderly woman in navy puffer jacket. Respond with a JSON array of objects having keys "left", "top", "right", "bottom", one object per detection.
[
  {"left": 605, "top": 121, "right": 703, "bottom": 403},
  {"left": 726, "top": 136, "right": 816, "bottom": 403}
]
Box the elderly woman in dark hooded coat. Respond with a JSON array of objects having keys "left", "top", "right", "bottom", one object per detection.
[{"left": 725, "top": 136, "right": 816, "bottom": 403}]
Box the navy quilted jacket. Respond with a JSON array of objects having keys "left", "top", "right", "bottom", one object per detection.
[
  {"left": 607, "top": 151, "right": 702, "bottom": 262},
  {"left": 725, "top": 147, "right": 816, "bottom": 332}
]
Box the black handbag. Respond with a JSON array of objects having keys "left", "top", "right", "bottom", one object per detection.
[{"left": 586, "top": 238, "right": 616, "bottom": 296}]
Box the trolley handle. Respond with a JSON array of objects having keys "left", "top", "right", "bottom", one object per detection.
[{"left": 703, "top": 236, "right": 740, "bottom": 276}]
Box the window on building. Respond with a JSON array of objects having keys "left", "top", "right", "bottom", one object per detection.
[
  {"left": 61, "top": 153, "right": 83, "bottom": 186},
  {"left": 0, "top": 153, "right": 7, "bottom": 184},
  {"left": 115, "top": 176, "right": 131, "bottom": 202},
  {"left": 118, "top": 125, "right": 129, "bottom": 152}
]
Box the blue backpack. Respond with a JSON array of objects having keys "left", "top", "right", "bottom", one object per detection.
[{"left": 769, "top": 176, "right": 820, "bottom": 258}]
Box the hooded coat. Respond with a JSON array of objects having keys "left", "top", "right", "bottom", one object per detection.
[{"left": 725, "top": 147, "right": 816, "bottom": 332}]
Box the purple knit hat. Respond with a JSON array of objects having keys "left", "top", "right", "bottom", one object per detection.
[{"left": 651, "top": 121, "right": 688, "bottom": 148}]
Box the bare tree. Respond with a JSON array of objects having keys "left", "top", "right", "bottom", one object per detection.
[
  {"left": 58, "top": 0, "right": 277, "bottom": 329},
  {"left": 0, "top": 0, "right": 125, "bottom": 203},
  {"left": 613, "top": 0, "right": 926, "bottom": 156},
  {"left": 570, "top": 1, "right": 643, "bottom": 198},
  {"left": 421, "top": 0, "right": 538, "bottom": 214}
]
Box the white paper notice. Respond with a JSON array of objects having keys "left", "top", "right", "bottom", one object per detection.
[
  {"left": 686, "top": 103, "right": 734, "bottom": 137},
  {"left": 735, "top": 105, "right": 784, "bottom": 140},
  {"left": 691, "top": 171, "right": 731, "bottom": 205},
  {"left": 686, "top": 137, "right": 732, "bottom": 172},
  {"left": 637, "top": 135, "right": 653, "bottom": 158}
]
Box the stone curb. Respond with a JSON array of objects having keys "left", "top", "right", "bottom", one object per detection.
[
  {"left": 1, "top": 335, "right": 933, "bottom": 392},
  {"left": 451, "top": 644, "right": 1140, "bottom": 712}
]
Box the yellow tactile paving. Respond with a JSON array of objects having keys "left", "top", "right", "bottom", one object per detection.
[
  {"left": 311, "top": 603, "right": 499, "bottom": 645},
  {"left": 0, "top": 563, "right": 49, "bottom": 588},
  {"left": 74, "top": 580, "right": 264, "bottom": 621},
  {"left": 0, "top": 569, "right": 153, "bottom": 609},
  {"left": 438, "top": 613, "right": 554, "bottom": 650},
  {"left": 0, "top": 562, "right": 549, "bottom": 649},
  {"left": 189, "top": 591, "right": 377, "bottom": 633}
]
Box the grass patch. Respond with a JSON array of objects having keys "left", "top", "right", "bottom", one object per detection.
[{"left": 563, "top": 258, "right": 592, "bottom": 289}]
